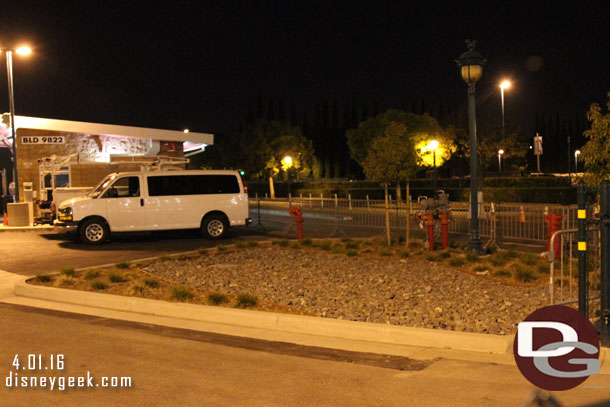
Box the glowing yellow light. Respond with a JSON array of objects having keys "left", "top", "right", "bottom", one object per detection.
[
  {"left": 427, "top": 140, "right": 439, "bottom": 151},
  {"left": 500, "top": 80, "right": 511, "bottom": 90},
  {"left": 281, "top": 155, "right": 293, "bottom": 171},
  {"left": 183, "top": 128, "right": 189, "bottom": 133},
  {"left": 575, "top": 150, "right": 581, "bottom": 157},
  {"left": 15, "top": 46, "right": 31, "bottom": 55},
  {"left": 498, "top": 149, "right": 504, "bottom": 155},
  {"left": 417, "top": 140, "right": 448, "bottom": 167}
]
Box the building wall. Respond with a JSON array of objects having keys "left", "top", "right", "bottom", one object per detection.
[{"left": 16, "top": 128, "right": 183, "bottom": 200}]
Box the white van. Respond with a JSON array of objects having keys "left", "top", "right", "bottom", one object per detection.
[{"left": 54, "top": 170, "right": 251, "bottom": 244}]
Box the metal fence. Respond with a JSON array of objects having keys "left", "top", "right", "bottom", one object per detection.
[{"left": 249, "top": 194, "right": 579, "bottom": 245}]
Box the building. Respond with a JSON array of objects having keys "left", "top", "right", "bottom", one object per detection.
[{"left": 0, "top": 114, "right": 213, "bottom": 202}]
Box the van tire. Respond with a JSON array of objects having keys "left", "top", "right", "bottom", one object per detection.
[
  {"left": 202, "top": 214, "right": 227, "bottom": 239},
  {"left": 79, "top": 218, "right": 109, "bottom": 245}
]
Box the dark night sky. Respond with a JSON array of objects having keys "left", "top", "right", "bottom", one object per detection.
[{"left": 0, "top": 1, "right": 608, "bottom": 136}]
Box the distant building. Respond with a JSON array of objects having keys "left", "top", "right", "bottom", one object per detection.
[{"left": 0, "top": 114, "right": 213, "bottom": 201}]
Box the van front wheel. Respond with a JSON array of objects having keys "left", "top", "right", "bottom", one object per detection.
[
  {"left": 79, "top": 218, "right": 109, "bottom": 245},
  {"left": 202, "top": 214, "right": 227, "bottom": 239}
]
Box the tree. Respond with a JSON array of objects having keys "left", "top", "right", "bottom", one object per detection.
[
  {"left": 361, "top": 121, "right": 418, "bottom": 245},
  {"left": 581, "top": 92, "right": 610, "bottom": 184}
]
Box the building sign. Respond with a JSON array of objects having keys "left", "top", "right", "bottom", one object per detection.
[
  {"left": 21, "top": 136, "right": 66, "bottom": 145},
  {"left": 533, "top": 134, "right": 543, "bottom": 155}
]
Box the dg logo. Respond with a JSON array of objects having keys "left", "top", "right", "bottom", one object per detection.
[{"left": 514, "top": 305, "right": 600, "bottom": 391}]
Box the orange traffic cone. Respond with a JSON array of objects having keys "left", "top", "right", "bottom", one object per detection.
[
  {"left": 3, "top": 212, "right": 7, "bottom": 226},
  {"left": 519, "top": 205, "right": 526, "bottom": 223}
]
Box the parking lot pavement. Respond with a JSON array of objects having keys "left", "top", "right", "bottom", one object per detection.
[{"left": 0, "top": 227, "right": 266, "bottom": 275}]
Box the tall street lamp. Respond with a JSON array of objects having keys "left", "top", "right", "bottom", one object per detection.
[
  {"left": 575, "top": 150, "right": 581, "bottom": 172},
  {"left": 498, "top": 149, "right": 504, "bottom": 172},
  {"left": 499, "top": 80, "right": 511, "bottom": 131},
  {"left": 427, "top": 140, "right": 439, "bottom": 198},
  {"left": 456, "top": 39, "right": 486, "bottom": 254},
  {"left": 4, "top": 45, "right": 31, "bottom": 202}
]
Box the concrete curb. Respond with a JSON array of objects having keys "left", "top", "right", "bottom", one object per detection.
[{"left": 14, "top": 280, "right": 513, "bottom": 355}]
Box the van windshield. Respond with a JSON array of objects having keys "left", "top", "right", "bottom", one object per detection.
[{"left": 88, "top": 174, "right": 117, "bottom": 199}]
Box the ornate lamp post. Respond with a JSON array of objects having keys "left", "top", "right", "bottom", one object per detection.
[
  {"left": 575, "top": 150, "right": 581, "bottom": 173},
  {"left": 282, "top": 155, "right": 293, "bottom": 197},
  {"left": 499, "top": 80, "right": 511, "bottom": 131},
  {"left": 498, "top": 149, "right": 504, "bottom": 172},
  {"left": 456, "top": 40, "right": 486, "bottom": 253}
]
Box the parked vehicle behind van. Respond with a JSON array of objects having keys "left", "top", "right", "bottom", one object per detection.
[{"left": 54, "top": 170, "right": 251, "bottom": 244}]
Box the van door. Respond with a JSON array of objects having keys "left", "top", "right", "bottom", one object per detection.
[{"left": 103, "top": 176, "right": 147, "bottom": 231}]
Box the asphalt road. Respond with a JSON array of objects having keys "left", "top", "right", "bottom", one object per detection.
[
  {"left": 1, "top": 303, "right": 608, "bottom": 407},
  {"left": 0, "top": 227, "right": 266, "bottom": 275}
]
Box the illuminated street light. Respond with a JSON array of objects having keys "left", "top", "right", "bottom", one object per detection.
[
  {"left": 499, "top": 80, "right": 511, "bottom": 131},
  {"left": 427, "top": 140, "right": 439, "bottom": 198},
  {"left": 2, "top": 45, "right": 32, "bottom": 202},
  {"left": 498, "top": 149, "right": 504, "bottom": 172},
  {"left": 575, "top": 150, "right": 581, "bottom": 172},
  {"left": 456, "top": 39, "right": 486, "bottom": 254},
  {"left": 282, "top": 155, "right": 293, "bottom": 198},
  {"left": 183, "top": 128, "right": 189, "bottom": 134}
]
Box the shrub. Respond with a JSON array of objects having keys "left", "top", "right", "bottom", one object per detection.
[
  {"left": 272, "top": 240, "right": 289, "bottom": 247},
  {"left": 208, "top": 292, "right": 229, "bottom": 305},
  {"left": 340, "top": 237, "right": 352, "bottom": 243},
  {"left": 60, "top": 266, "right": 75, "bottom": 277},
  {"left": 492, "top": 269, "right": 511, "bottom": 277},
  {"left": 398, "top": 235, "right": 405, "bottom": 243},
  {"left": 115, "top": 261, "right": 130, "bottom": 269},
  {"left": 506, "top": 249, "right": 519, "bottom": 259},
  {"left": 176, "top": 254, "right": 189, "bottom": 261},
  {"left": 490, "top": 253, "right": 510, "bottom": 267},
  {"left": 84, "top": 269, "right": 100, "bottom": 280},
  {"left": 197, "top": 247, "right": 209, "bottom": 255},
  {"left": 380, "top": 249, "right": 392, "bottom": 257},
  {"left": 171, "top": 286, "right": 194, "bottom": 300},
  {"left": 345, "top": 240, "right": 360, "bottom": 249},
  {"left": 514, "top": 266, "right": 536, "bottom": 282},
  {"left": 290, "top": 242, "right": 301, "bottom": 249},
  {"left": 450, "top": 257, "right": 466, "bottom": 267},
  {"left": 537, "top": 263, "right": 549, "bottom": 274},
  {"left": 236, "top": 242, "right": 248, "bottom": 249},
  {"left": 398, "top": 250, "right": 410, "bottom": 259},
  {"left": 246, "top": 241, "right": 259, "bottom": 247},
  {"left": 108, "top": 272, "right": 127, "bottom": 283},
  {"left": 438, "top": 251, "right": 451, "bottom": 259},
  {"left": 426, "top": 253, "right": 442, "bottom": 262},
  {"left": 465, "top": 252, "right": 479, "bottom": 262},
  {"left": 216, "top": 245, "right": 227, "bottom": 252},
  {"left": 34, "top": 274, "right": 53, "bottom": 283},
  {"left": 55, "top": 277, "right": 74, "bottom": 288},
  {"left": 473, "top": 265, "right": 488, "bottom": 272},
  {"left": 332, "top": 247, "right": 343, "bottom": 254},
  {"left": 91, "top": 280, "right": 108, "bottom": 290},
  {"left": 143, "top": 278, "right": 160, "bottom": 288},
  {"left": 408, "top": 241, "right": 422, "bottom": 249},
  {"left": 129, "top": 285, "right": 146, "bottom": 295},
  {"left": 521, "top": 253, "right": 537, "bottom": 266},
  {"left": 158, "top": 254, "right": 171, "bottom": 261},
  {"left": 320, "top": 240, "right": 332, "bottom": 250},
  {"left": 235, "top": 293, "right": 258, "bottom": 308},
  {"left": 300, "top": 238, "right": 313, "bottom": 246},
  {"left": 346, "top": 250, "right": 358, "bottom": 257}
]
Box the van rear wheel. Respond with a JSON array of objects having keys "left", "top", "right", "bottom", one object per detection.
[
  {"left": 202, "top": 214, "right": 227, "bottom": 239},
  {"left": 79, "top": 218, "right": 109, "bottom": 245}
]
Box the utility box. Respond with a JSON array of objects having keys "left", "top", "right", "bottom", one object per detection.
[
  {"left": 7, "top": 202, "right": 31, "bottom": 226},
  {"left": 23, "top": 182, "right": 34, "bottom": 202}
]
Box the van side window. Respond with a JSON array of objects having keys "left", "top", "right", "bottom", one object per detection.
[
  {"left": 147, "top": 175, "right": 239, "bottom": 196},
  {"left": 105, "top": 177, "right": 140, "bottom": 198}
]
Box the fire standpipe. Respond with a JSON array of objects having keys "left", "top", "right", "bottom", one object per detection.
[
  {"left": 414, "top": 191, "right": 451, "bottom": 251},
  {"left": 545, "top": 212, "right": 563, "bottom": 257},
  {"left": 289, "top": 206, "right": 303, "bottom": 241}
]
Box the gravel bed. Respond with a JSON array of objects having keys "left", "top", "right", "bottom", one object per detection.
[{"left": 141, "top": 246, "right": 549, "bottom": 335}]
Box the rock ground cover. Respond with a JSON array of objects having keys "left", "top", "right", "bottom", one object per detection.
[{"left": 29, "top": 239, "right": 554, "bottom": 335}]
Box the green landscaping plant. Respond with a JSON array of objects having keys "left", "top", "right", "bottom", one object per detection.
[
  {"left": 449, "top": 257, "right": 466, "bottom": 267},
  {"left": 91, "top": 280, "right": 108, "bottom": 290},
  {"left": 438, "top": 251, "right": 451, "bottom": 259},
  {"left": 320, "top": 240, "right": 332, "bottom": 250},
  {"left": 84, "top": 269, "right": 100, "bottom": 280},
  {"left": 345, "top": 240, "right": 360, "bottom": 249},
  {"left": 216, "top": 245, "right": 227, "bottom": 252},
  {"left": 514, "top": 266, "right": 536, "bottom": 282},
  {"left": 537, "top": 263, "right": 549, "bottom": 274},
  {"left": 197, "top": 247, "right": 209, "bottom": 255},
  {"left": 143, "top": 278, "right": 160, "bottom": 288},
  {"left": 158, "top": 254, "right": 171, "bottom": 261},
  {"left": 398, "top": 250, "right": 410, "bottom": 259},
  {"left": 208, "top": 292, "right": 229, "bottom": 305},
  {"left": 346, "top": 250, "right": 358, "bottom": 257},
  {"left": 290, "top": 242, "right": 300, "bottom": 249},
  {"left": 60, "top": 266, "right": 75, "bottom": 277},
  {"left": 235, "top": 293, "right": 258, "bottom": 308},
  {"left": 380, "top": 249, "right": 392, "bottom": 257},
  {"left": 129, "top": 285, "right": 146, "bottom": 295},
  {"left": 115, "top": 261, "right": 130, "bottom": 269},
  {"left": 171, "top": 286, "right": 194, "bottom": 300},
  {"left": 272, "top": 240, "right": 289, "bottom": 247},
  {"left": 108, "top": 272, "right": 127, "bottom": 283},
  {"left": 236, "top": 242, "right": 249, "bottom": 249},
  {"left": 492, "top": 269, "right": 511, "bottom": 277},
  {"left": 34, "top": 274, "right": 52, "bottom": 283},
  {"left": 57, "top": 277, "right": 74, "bottom": 287},
  {"left": 426, "top": 253, "right": 442, "bottom": 262},
  {"left": 465, "top": 252, "right": 479, "bottom": 262},
  {"left": 246, "top": 241, "right": 259, "bottom": 247},
  {"left": 300, "top": 238, "right": 313, "bottom": 246}
]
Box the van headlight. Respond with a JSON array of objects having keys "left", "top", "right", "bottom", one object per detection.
[{"left": 58, "top": 207, "right": 73, "bottom": 221}]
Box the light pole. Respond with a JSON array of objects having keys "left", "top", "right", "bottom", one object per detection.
[
  {"left": 4, "top": 46, "right": 31, "bottom": 202},
  {"left": 575, "top": 150, "right": 581, "bottom": 173},
  {"left": 427, "top": 140, "right": 439, "bottom": 198},
  {"left": 456, "top": 39, "right": 486, "bottom": 254},
  {"left": 499, "top": 80, "right": 511, "bottom": 131},
  {"left": 498, "top": 149, "right": 504, "bottom": 172},
  {"left": 282, "top": 155, "right": 293, "bottom": 198}
]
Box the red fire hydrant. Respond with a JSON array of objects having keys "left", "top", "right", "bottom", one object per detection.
[
  {"left": 545, "top": 212, "right": 563, "bottom": 256},
  {"left": 440, "top": 211, "right": 450, "bottom": 250},
  {"left": 289, "top": 206, "right": 304, "bottom": 241}
]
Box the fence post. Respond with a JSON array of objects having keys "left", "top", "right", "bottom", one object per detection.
[
  {"left": 366, "top": 195, "right": 370, "bottom": 212},
  {"left": 288, "top": 193, "right": 292, "bottom": 207},
  {"left": 320, "top": 193, "right": 324, "bottom": 208},
  {"left": 299, "top": 193, "right": 303, "bottom": 206},
  {"left": 348, "top": 194, "right": 352, "bottom": 211},
  {"left": 265, "top": 192, "right": 268, "bottom": 199},
  {"left": 577, "top": 181, "right": 588, "bottom": 316},
  {"left": 309, "top": 193, "right": 312, "bottom": 208},
  {"left": 334, "top": 194, "right": 338, "bottom": 208},
  {"left": 600, "top": 180, "right": 610, "bottom": 344}
]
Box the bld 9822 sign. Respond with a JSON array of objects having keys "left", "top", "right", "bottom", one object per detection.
[{"left": 21, "top": 136, "right": 65, "bottom": 144}]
